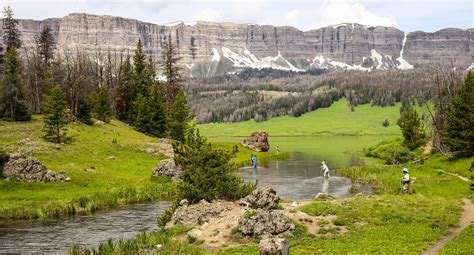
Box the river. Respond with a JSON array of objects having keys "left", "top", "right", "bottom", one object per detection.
[{"left": 0, "top": 135, "right": 387, "bottom": 254}]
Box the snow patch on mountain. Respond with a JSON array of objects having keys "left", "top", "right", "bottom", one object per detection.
[
  {"left": 221, "top": 47, "right": 303, "bottom": 72},
  {"left": 370, "top": 49, "right": 384, "bottom": 69},
  {"left": 396, "top": 32, "right": 414, "bottom": 70},
  {"left": 311, "top": 54, "right": 370, "bottom": 71},
  {"left": 467, "top": 63, "right": 474, "bottom": 70},
  {"left": 211, "top": 48, "right": 220, "bottom": 62}
]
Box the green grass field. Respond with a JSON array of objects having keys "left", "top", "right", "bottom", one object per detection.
[
  {"left": 0, "top": 116, "right": 177, "bottom": 220},
  {"left": 0, "top": 117, "right": 284, "bottom": 220},
  {"left": 199, "top": 100, "right": 428, "bottom": 137}
]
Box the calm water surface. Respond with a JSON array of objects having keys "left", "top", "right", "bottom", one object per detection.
[{"left": 0, "top": 201, "right": 171, "bottom": 255}]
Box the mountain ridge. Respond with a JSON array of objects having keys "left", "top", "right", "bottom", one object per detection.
[{"left": 16, "top": 13, "right": 474, "bottom": 77}]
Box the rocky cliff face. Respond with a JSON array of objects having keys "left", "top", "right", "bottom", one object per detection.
[{"left": 17, "top": 13, "right": 474, "bottom": 77}]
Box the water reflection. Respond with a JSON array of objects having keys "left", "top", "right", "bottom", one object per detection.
[{"left": 240, "top": 153, "right": 367, "bottom": 200}]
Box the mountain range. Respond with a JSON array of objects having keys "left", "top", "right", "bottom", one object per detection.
[{"left": 17, "top": 13, "right": 474, "bottom": 77}]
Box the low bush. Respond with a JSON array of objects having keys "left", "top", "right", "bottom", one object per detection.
[{"left": 365, "top": 138, "right": 416, "bottom": 164}]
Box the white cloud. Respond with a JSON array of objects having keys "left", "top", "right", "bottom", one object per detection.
[
  {"left": 315, "top": 0, "right": 397, "bottom": 28},
  {"left": 191, "top": 8, "right": 223, "bottom": 22}
]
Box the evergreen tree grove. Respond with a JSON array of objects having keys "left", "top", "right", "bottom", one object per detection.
[
  {"left": 43, "top": 86, "right": 70, "bottom": 143},
  {"left": 397, "top": 106, "right": 426, "bottom": 150},
  {"left": 167, "top": 89, "right": 191, "bottom": 142},
  {"left": 90, "top": 85, "right": 112, "bottom": 123},
  {"left": 443, "top": 71, "right": 474, "bottom": 157},
  {"left": 130, "top": 86, "right": 167, "bottom": 137},
  {"left": 113, "top": 56, "right": 135, "bottom": 121},
  {"left": 0, "top": 47, "right": 31, "bottom": 121}
]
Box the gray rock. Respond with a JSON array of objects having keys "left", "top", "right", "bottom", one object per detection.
[
  {"left": 2, "top": 154, "right": 70, "bottom": 182},
  {"left": 239, "top": 209, "right": 295, "bottom": 237},
  {"left": 243, "top": 187, "right": 280, "bottom": 209},
  {"left": 187, "top": 229, "right": 202, "bottom": 239},
  {"left": 152, "top": 158, "right": 182, "bottom": 181},
  {"left": 168, "top": 199, "right": 234, "bottom": 228},
  {"left": 259, "top": 238, "right": 289, "bottom": 255}
]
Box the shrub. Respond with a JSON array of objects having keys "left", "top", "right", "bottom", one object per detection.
[{"left": 365, "top": 138, "right": 416, "bottom": 165}]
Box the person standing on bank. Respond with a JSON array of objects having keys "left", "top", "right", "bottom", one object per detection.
[{"left": 401, "top": 168, "right": 410, "bottom": 194}]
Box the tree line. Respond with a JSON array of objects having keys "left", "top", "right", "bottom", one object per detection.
[
  {"left": 0, "top": 7, "right": 191, "bottom": 143},
  {"left": 187, "top": 68, "right": 440, "bottom": 123}
]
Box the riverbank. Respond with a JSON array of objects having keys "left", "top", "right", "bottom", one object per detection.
[{"left": 70, "top": 147, "right": 473, "bottom": 254}]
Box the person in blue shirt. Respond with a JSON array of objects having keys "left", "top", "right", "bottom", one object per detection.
[{"left": 252, "top": 154, "right": 257, "bottom": 170}]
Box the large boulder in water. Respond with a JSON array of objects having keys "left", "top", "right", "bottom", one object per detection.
[
  {"left": 2, "top": 154, "right": 70, "bottom": 182},
  {"left": 243, "top": 187, "right": 280, "bottom": 209},
  {"left": 152, "top": 158, "right": 182, "bottom": 181},
  {"left": 259, "top": 238, "right": 290, "bottom": 255},
  {"left": 239, "top": 209, "right": 295, "bottom": 237},
  {"left": 241, "top": 132, "right": 270, "bottom": 152}
]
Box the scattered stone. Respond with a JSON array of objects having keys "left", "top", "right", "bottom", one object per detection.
[
  {"left": 259, "top": 238, "right": 290, "bottom": 255},
  {"left": 2, "top": 154, "right": 70, "bottom": 182},
  {"left": 187, "top": 229, "right": 202, "bottom": 239},
  {"left": 152, "top": 158, "right": 182, "bottom": 181},
  {"left": 167, "top": 200, "right": 234, "bottom": 228},
  {"left": 243, "top": 187, "right": 280, "bottom": 209},
  {"left": 239, "top": 209, "right": 295, "bottom": 237},
  {"left": 95, "top": 120, "right": 105, "bottom": 125},
  {"left": 314, "top": 193, "right": 335, "bottom": 201},
  {"left": 291, "top": 201, "right": 298, "bottom": 207},
  {"left": 241, "top": 132, "right": 270, "bottom": 152},
  {"left": 179, "top": 199, "right": 189, "bottom": 206},
  {"left": 106, "top": 155, "right": 116, "bottom": 160}
]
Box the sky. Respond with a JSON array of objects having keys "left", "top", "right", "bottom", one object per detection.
[{"left": 1, "top": 0, "right": 473, "bottom": 32}]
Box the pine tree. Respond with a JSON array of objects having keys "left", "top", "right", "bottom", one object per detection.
[
  {"left": 2, "top": 6, "right": 21, "bottom": 50},
  {"left": 162, "top": 37, "right": 183, "bottom": 106},
  {"left": 77, "top": 99, "right": 93, "bottom": 125},
  {"left": 113, "top": 56, "right": 135, "bottom": 121},
  {"left": 397, "top": 106, "right": 425, "bottom": 150},
  {"left": 174, "top": 127, "right": 255, "bottom": 203},
  {"left": 43, "top": 86, "right": 70, "bottom": 143},
  {"left": 167, "top": 89, "right": 191, "bottom": 142},
  {"left": 36, "top": 25, "right": 56, "bottom": 69},
  {"left": 90, "top": 85, "right": 112, "bottom": 123},
  {"left": 132, "top": 38, "right": 152, "bottom": 95},
  {"left": 0, "top": 47, "right": 30, "bottom": 121},
  {"left": 443, "top": 71, "right": 474, "bottom": 157},
  {"left": 131, "top": 86, "right": 167, "bottom": 137}
]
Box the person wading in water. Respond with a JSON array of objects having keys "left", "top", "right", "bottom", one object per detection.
[{"left": 321, "top": 161, "right": 330, "bottom": 178}]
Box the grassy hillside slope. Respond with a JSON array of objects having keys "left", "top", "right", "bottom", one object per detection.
[{"left": 0, "top": 117, "right": 174, "bottom": 220}]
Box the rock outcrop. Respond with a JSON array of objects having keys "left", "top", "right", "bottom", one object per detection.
[
  {"left": 239, "top": 209, "right": 295, "bottom": 237},
  {"left": 167, "top": 199, "right": 234, "bottom": 227},
  {"left": 152, "top": 158, "right": 182, "bottom": 181},
  {"left": 2, "top": 154, "right": 70, "bottom": 182},
  {"left": 15, "top": 13, "right": 474, "bottom": 77},
  {"left": 243, "top": 187, "right": 280, "bottom": 209},
  {"left": 241, "top": 132, "right": 270, "bottom": 152},
  {"left": 259, "top": 238, "right": 290, "bottom": 255}
]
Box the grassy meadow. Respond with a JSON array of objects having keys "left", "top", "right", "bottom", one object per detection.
[
  {"left": 199, "top": 100, "right": 428, "bottom": 137},
  {"left": 71, "top": 101, "right": 473, "bottom": 254},
  {"left": 0, "top": 116, "right": 284, "bottom": 220}
]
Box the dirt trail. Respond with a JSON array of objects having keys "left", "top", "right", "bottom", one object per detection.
[
  {"left": 437, "top": 169, "right": 470, "bottom": 182},
  {"left": 421, "top": 199, "right": 474, "bottom": 255}
]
